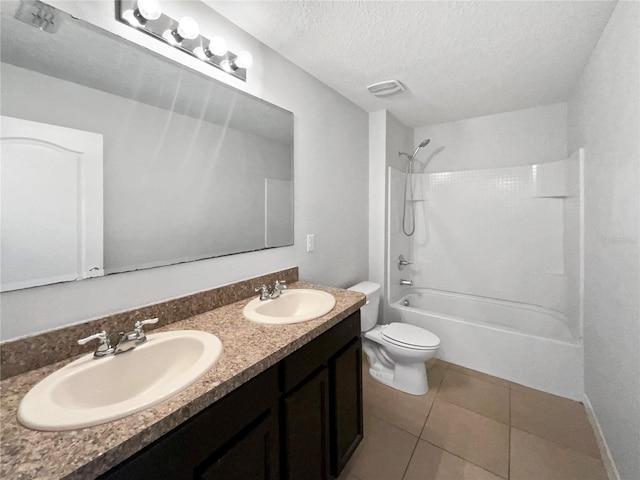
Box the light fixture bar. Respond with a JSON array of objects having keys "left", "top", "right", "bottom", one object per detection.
[{"left": 116, "top": 0, "right": 250, "bottom": 82}]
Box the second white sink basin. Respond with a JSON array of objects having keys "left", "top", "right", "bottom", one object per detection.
[
  {"left": 18, "top": 330, "right": 223, "bottom": 431},
  {"left": 243, "top": 289, "right": 336, "bottom": 324}
]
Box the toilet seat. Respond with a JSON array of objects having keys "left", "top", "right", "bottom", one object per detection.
[{"left": 381, "top": 323, "right": 440, "bottom": 350}]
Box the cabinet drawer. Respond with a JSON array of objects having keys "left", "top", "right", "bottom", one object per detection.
[{"left": 280, "top": 311, "right": 360, "bottom": 393}]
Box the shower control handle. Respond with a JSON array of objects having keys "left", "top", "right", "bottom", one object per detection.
[
  {"left": 398, "top": 255, "right": 413, "bottom": 271},
  {"left": 400, "top": 279, "right": 413, "bottom": 286}
]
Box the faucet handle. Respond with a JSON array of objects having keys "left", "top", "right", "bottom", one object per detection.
[
  {"left": 398, "top": 255, "right": 413, "bottom": 270},
  {"left": 255, "top": 284, "right": 271, "bottom": 300},
  {"left": 274, "top": 280, "right": 287, "bottom": 290},
  {"left": 134, "top": 318, "right": 158, "bottom": 331},
  {"left": 77, "top": 331, "right": 114, "bottom": 357},
  {"left": 78, "top": 330, "right": 109, "bottom": 345},
  {"left": 133, "top": 318, "right": 158, "bottom": 343}
]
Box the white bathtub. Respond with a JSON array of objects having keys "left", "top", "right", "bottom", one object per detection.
[{"left": 389, "top": 289, "right": 584, "bottom": 400}]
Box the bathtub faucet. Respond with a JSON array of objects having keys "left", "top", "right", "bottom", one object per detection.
[
  {"left": 398, "top": 255, "right": 412, "bottom": 271},
  {"left": 400, "top": 279, "right": 413, "bottom": 286}
]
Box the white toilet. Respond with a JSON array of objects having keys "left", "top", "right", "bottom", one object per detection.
[{"left": 349, "top": 281, "right": 440, "bottom": 395}]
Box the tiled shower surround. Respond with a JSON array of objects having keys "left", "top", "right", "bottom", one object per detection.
[{"left": 388, "top": 153, "right": 582, "bottom": 342}]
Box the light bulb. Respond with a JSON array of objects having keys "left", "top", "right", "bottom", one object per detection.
[
  {"left": 235, "top": 50, "right": 253, "bottom": 69},
  {"left": 177, "top": 17, "right": 199, "bottom": 40},
  {"left": 208, "top": 36, "right": 227, "bottom": 56},
  {"left": 137, "top": 0, "right": 161, "bottom": 20},
  {"left": 122, "top": 9, "right": 141, "bottom": 27},
  {"left": 220, "top": 59, "right": 234, "bottom": 73},
  {"left": 193, "top": 46, "right": 208, "bottom": 60},
  {"left": 162, "top": 29, "right": 177, "bottom": 44}
]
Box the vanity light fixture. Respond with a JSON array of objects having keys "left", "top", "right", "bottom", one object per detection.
[
  {"left": 117, "top": 0, "right": 252, "bottom": 82},
  {"left": 162, "top": 16, "right": 199, "bottom": 45},
  {"left": 194, "top": 35, "right": 227, "bottom": 60},
  {"left": 121, "top": 0, "right": 161, "bottom": 27},
  {"left": 220, "top": 50, "right": 253, "bottom": 73}
]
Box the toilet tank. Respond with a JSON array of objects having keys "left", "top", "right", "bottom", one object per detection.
[{"left": 348, "top": 281, "right": 381, "bottom": 332}]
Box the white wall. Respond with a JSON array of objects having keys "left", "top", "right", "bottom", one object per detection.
[
  {"left": 0, "top": 0, "right": 369, "bottom": 341},
  {"left": 368, "top": 110, "right": 386, "bottom": 304},
  {"left": 368, "top": 111, "right": 413, "bottom": 322},
  {"left": 414, "top": 103, "right": 568, "bottom": 173},
  {"left": 386, "top": 113, "right": 414, "bottom": 173},
  {"left": 567, "top": 2, "right": 640, "bottom": 479},
  {"left": 384, "top": 113, "right": 413, "bottom": 310}
]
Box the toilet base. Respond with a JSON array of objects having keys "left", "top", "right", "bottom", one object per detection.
[
  {"left": 367, "top": 359, "right": 430, "bottom": 396},
  {"left": 362, "top": 329, "right": 435, "bottom": 396}
]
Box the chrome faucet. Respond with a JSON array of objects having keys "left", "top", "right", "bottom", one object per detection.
[
  {"left": 255, "top": 284, "right": 272, "bottom": 301},
  {"left": 78, "top": 318, "right": 158, "bottom": 358},
  {"left": 77, "top": 330, "right": 114, "bottom": 358},
  {"left": 270, "top": 280, "right": 288, "bottom": 298},
  {"left": 254, "top": 280, "right": 288, "bottom": 301},
  {"left": 398, "top": 255, "right": 413, "bottom": 271}
]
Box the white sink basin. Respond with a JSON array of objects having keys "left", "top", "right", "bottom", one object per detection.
[
  {"left": 18, "top": 330, "right": 223, "bottom": 431},
  {"left": 243, "top": 289, "right": 336, "bottom": 324}
]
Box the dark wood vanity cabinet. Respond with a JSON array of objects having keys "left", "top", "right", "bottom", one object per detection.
[
  {"left": 330, "top": 338, "right": 363, "bottom": 475},
  {"left": 100, "top": 311, "right": 362, "bottom": 480},
  {"left": 282, "top": 367, "right": 331, "bottom": 480},
  {"left": 99, "top": 366, "right": 280, "bottom": 480}
]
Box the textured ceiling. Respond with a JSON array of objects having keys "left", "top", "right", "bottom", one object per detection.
[{"left": 206, "top": 0, "right": 616, "bottom": 127}]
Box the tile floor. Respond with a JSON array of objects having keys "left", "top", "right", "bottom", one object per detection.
[{"left": 340, "top": 359, "right": 608, "bottom": 480}]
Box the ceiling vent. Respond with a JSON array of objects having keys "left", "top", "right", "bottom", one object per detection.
[{"left": 367, "top": 80, "right": 405, "bottom": 97}]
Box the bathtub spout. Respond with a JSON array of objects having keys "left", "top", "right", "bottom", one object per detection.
[{"left": 400, "top": 279, "right": 413, "bottom": 286}]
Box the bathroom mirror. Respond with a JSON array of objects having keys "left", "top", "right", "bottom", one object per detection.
[{"left": 0, "top": 1, "right": 294, "bottom": 291}]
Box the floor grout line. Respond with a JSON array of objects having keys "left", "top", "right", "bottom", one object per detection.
[
  {"left": 400, "top": 434, "right": 421, "bottom": 480},
  {"left": 363, "top": 408, "right": 423, "bottom": 439},
  {"left": 510, "top": 425, "right": 605, "bottom": 461},
  {"left": 360, "top": 356, "right": 605, "bottom": 480},
  {"left": 419, "top": 438, "right": 509, "bottom": 480},
  {"left": 420, "top": 368, "right": 511, "bottom": 479},
  {"left": 436, "top": 395, "right": 510, "bottom": 426}
]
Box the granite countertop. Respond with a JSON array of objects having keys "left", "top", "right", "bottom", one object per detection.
[{"left": 0, "top": 282, "right": 365, "bottom": 479}]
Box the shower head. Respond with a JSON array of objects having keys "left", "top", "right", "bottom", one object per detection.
[
  {"left": 398, "top": 139, "right": 431, "bottom": 163},
  {"left": 410, "top": 139, "right": 431, "bottom": 160}
]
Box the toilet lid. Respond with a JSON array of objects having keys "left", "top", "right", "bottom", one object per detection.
[{"left": 382, "top": 323, "right": 440, "bottom": 349}]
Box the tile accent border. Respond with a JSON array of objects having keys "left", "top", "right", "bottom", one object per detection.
[
  {"left": 583, "top": 393, "right": 621, "bottom": 480},
  {"left": 0, "top": 267, "right": 298, "bottom": 379}
]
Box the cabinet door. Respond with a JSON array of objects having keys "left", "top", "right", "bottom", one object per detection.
[
  {"left": 330, "top": 338, "right": 363, "bottom": 476},
  {"left": 282, "top": 367, "right": 330, "bottom": 480},
  {"left": 197, "top": 411, "right": 279, "bottom": 480}
]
